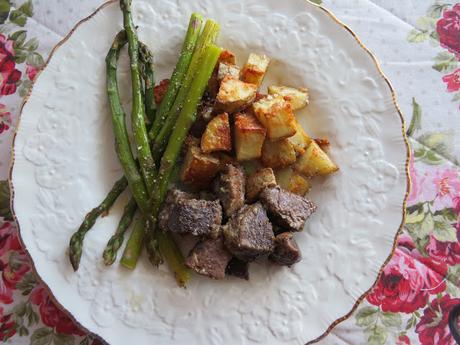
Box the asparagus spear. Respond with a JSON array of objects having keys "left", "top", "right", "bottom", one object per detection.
[
  {"left": 106, "top": 30, "right": 150, "bottom": 215},
  {"left": 119, "top": 215, "right": 146, "bottom": 269},
  {"left": 146, "top": 44, "right": 222, "bottom": 286},
  {"left": 69, "top": 177, "right": 128, "bottom": 271},
  {"left": 139, "top": 42, "right": 156, "bottom": 125},
  {"left": 153, "top": 44, "right": 222, "bottom": 211},
  {"left": 149, "top": 13, "right": 204, "bottom": 140},
  {"left": 120, "top": 0, "right": 156, "bottom": 194},
  {"left": 102, "top": 197, "right": 137, "bottom": 265},
  {"left": 151, "top": 20, "right": 220, "bottom": 163}
]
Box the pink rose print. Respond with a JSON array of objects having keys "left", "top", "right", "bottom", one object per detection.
[
  {"left": 407, "top": 155, "right": 420, "bottom": 205},
  {"left": 26, "top": 63, "right": 38, "bottom": 81},
  {"left": 367, "top": 235, "right": 447, "bottom": 313},
  {"left": 416, "top": 294, "right": 460, "bottom": 345},
  {"left": 437, "top": 4, "right": 460, "bottom": 58},
  {"left": 442, "top": 69, "right": 460, "bottom": 93},
  {"left": 0, "top": 261, "right": 13, "bottom": 304},
  {"left": 0, "top": 312, "right": 16, "bottom": 341},
  {"left": 0, "top": 33, "right": 22, "bottom": 96},
  {"left": 0, "top": 103, "right": 11, "bottom": 134},
  {"left": 0, "top": 222, "right": 21, "bottom": 254},
  {"left": 30, "top": 285, "right": 85, "bottom": 336},
  {"left": 418, "top": 167, "right": 460, "bottom": 211},
  {"left": 397, "top": 334, "right": 411, "bottom": 345},
  {"left": 426, "top": 228, "right": 460, "bottom": 265}
]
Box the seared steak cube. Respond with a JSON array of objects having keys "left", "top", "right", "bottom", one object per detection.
[
  {"left": 226, "top": 257, "right": 249, "bottom": 280},
  {"left": 185, "top": 236, "right": 232, "bottom": 279},
  {"left": 260, "top": 186, "right": 316, "bottom": 232},
  {"left": 158, "top": 190, "right": 222, "bottom": 238},
  {"left": 213, "top": 164, "right": 245, "bottom": 217},
  {"left": 269, "top": 232, "right": 301, "bottom": 266},
  {"left": 223, "top": 203, "right": 274, "bottom": 261}
]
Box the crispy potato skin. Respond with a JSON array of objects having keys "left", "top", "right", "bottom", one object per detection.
[
  {"left": 252, "top": 95, "right": 297, "bottom": 141},
  {"left": 234, "top": 112, "right": 267, "bottom": 161},
  {"left": 261, "top": 139, "right": 297, "bottom": 168},
  {"left": 181, "top": 146, "right": 221, "bottom": 188},
  {"left": 219, "top": 50, "right": 236, "bottom": 65},
  {"left": 246, "top": 167, "right": 277, "bottom": 201},
  {"left": 216, "top": 76, "right": 258, "bottom": 113},
  {"left": 241, "top": 53, "right": 270, "bottom": 87},
  {"left": 268, "top": 85, "right": 309, "bottom": 110},
  {"left": 275, "top": 167, "right": 311, "bottom": 195},
  {"left": 288, "top": 121, "right": 312, "bottom": 156},
  {"left": 201, "top": 113, "right": 232, "bottom": 153},
  {"left": 294, "top": 140, "right": 339, "bottom": 177}
]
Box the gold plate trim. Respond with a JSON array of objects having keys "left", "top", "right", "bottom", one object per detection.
[{"left": 7, "top": 1, "right": 411, "bottom": 344}]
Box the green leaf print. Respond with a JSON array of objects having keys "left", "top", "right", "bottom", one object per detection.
[
  {"left": 406, "top": 98, "right": 422, "bottom": 137},
  {"left": 9, "top": 0, "right": 33, "bottom": 27},
  {"left": 309, "top": 0, "right": 322, "bottom": 4},
  {"left": 407, "top": 29, "right": 430, "bottom": 43},
  {"left": 433, "top": 51, "right": 458, "bottom": 72},
  {"left": 31, "top": 328, "right": 53, "bottom": 345},
  {"left": 53, "top": 333, "right": 75, "bottom": 345},
  {"left": 0, "top": 180, "right": 12, "bottom": 220},
  {"left": 433, "top": 220, "right": 457, "bottom": 242},
  {"left": 428, "top": 4, "right": 452, "bottom": 18},
  {"left": 380, "top": 312, "right": 402, "bottom": 328},
  {"left": 368, "top": 325, "right": 388, "bottom": 345},
  {"left": 0, "top": 0, "right": 11, "bottom": 24},
  {"left": 447, "top": 265, "right": 460, "bottom": 285},
  {"left": 356, "top": 306, "right": 379, "bottom": 327}
]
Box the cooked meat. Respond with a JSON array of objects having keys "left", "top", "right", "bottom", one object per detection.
[
  {"left": 185, "top": 236, "right": 232, "bottom": 279},
  {"left": 164, "top": 188, "right": 196, "bottom": 204},
  {"left": 259, "top": 186, "right": 316, "bottom": 232},
  {"left": 158, "top": 189, "right": 222, "bottom": 238},
  {"left": 226, "top": 257, "right": 249, "bottom": 280},
  {"left": 223, "top": 203, "right": 274, "bottom": 261},
  {"left": 153, "top": 79, "right": 170, "bottom": 105},
  {"left": 213, "top": 164, "right": 245, "bottom": 217},
  {"left": 269, "top": 232, "right": 301, "bottom": 266}
]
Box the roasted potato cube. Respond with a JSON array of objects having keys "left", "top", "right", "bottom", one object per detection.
[
  {"left": 246, "top": 167, "right": 277, "bottom": 201},
  {"left": 216, "top": 76, "right": 257, "bottom": 113},
  {"left": 288, "top": 121, "right": 312, "bottom": 156},
  {"left": 219, "top": 50, "right": 236, "bottom": 65},
  {"left": 268, "top": 85, "right": 309, "bottom": 110},
  {"left": 261, "top": 139, "right": 297, "bottom": 168},
  {"left": 234, "top": 113, "right": 267, "bottom": 161},
  {"left": 201, "top": 113, "right": 232, "bottom": 153},
  {"left": 217, "top": 63, "right": 240, "bottom": 82},
  {"left": 275, "top": 167, "right": 311, "bottom": 195},
  {"left": 241, "top": 53, "right": 270, "bottom": 87},
  {"left": 252, "top": 95, "right": 297, "bottom": 141},
  {"left": 294, "top": 140, "right": 339, "bottom": 177},
  {"left": 181, "top": 146, "right": 221, "bottom": 188}
]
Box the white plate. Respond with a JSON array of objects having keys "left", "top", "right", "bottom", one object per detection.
[{"left": 10, "top": 0, "right": 410, "bottom": 344}]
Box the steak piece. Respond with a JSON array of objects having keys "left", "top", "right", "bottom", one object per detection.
[
  {"left": 260, "top": 186, "right": 316, "bottom": 232},
  {"left": 226, "top": 257, "right": 249, "bottom": 280},
  {"left": 223, "top": 203, "right": 274, "bottom": 261},
  {"left": 185, "top": 236, "right": 232, "bottom": 279},
  {"left": 158, "top": 189, "right": 222, "bottom": 238},
  {"left": 213, "top": 164, "right": 245, "bottom": 217},
  {"left": 269, "top": 232, "right": 302, "bottom": 266}
]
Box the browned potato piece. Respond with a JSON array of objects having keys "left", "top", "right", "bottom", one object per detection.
[
  {"left": 294, "top": 140, "right": 339, "bottom": 177},
  {"left": 252, "top": 95, "right": 297, "bottom": 141},
  {"left": 234, "top": 113, "right": 267, "bottom": 161},
  {"left": 181, "top": 146, "right": 221, "bottom": 188},
  {"left": 275, "top": 167, "right": 311, "bottom": 195},
  {"left": 217, "top": 63, "right": 240, "bottom": 82},
  {"left": 246, "top": 167, "right": 277, "bottom": 201},
  {"left": 268, "top": 85, "right": 309, "bottom": 110},
  {"left": 261, "top": 139, "right": 297, "bottom": 168},
  {"left": 216, "top": 76, "right": 258, "bottom": 113},
  {"left": 201, "top": 113, "right": 232, "bottom": 153},
  {"left": 219, "top": 50, "right": 236, "bottom": 65},
  {"left": 241, "top": 53, "right": 270, "bottom": 87},
  {"left": 288, "top": 121, "right": 312, "bottom": 156}
]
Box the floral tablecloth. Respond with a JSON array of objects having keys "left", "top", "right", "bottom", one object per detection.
[{"left": 0, "top": 0, "right": 459, "bottom": 344}]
